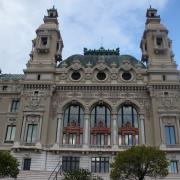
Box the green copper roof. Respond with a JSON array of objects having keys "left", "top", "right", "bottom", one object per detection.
[
  {"left": 59, "top": 54, "right": 146, "bottom": 69},
  {"left": 0, "top": 74, "right": 25, "bottom": 80}
]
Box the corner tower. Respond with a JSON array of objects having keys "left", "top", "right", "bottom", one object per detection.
[
  {"left": 140, "top": 7, "right": 179, "bottom": 82},
  {"left": 24, "top": 7, "right": 63, "bottom": 81}
]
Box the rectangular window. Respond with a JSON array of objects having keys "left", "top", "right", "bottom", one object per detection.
[
  {"left": 125, "top": 134, "right": 133, "bottom": 146},
  {"left": 169, "top": 161, "right": 178, "bottom": 174},
  {"left": 96, "top": 134, "right": 105, "bottom": 146},
  {"left": 26, "top": 124, "right": 38, "bottom": 143},
  {"left": 10, "top": 100, "right": 20, "bottom": 112},
  {"left": 91, "top": 157, "right": 109, "bottom": 173},
  {"left": 3, "top": 85, "right": 7, "bottom": 91},
  {"left": 41, "top": 37, "right": 48, "bottom": 46},
  {"left": 156, "top": 37, "right": 163, "bottom": 46},
  {"left": 23, "top": 158, "right": 31, "bottom": 170},
  {"left": 69, "top": 133, "right": 77, "bottom": 145},
  {"left": 165, "top": 126, "right": 176, "bottom": 145},
  {"left": 5, "top": 125, "right": 16, "bottom": 143},
  {"left": 62, "top": 157, "right": 79, "bottom": 172}
]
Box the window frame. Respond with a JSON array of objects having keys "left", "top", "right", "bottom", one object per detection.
[
  {"left": 62, "top": 156, "right": 80, "bottom": 172},
  {"left": 23, "top": 158, "right": 31, "bottom": 171},
  {"left": 91, "top": 157, "right": 109, "bottom": 173},
  {"left": 26, "top": 124, "right": 38, "bottom": 143},
  {"left": 169, "top": 160, "right": 178, "bottom": 174},
  {"left": 63, "top": 105, "right": 84, "bottom": 128},
  {"left": 91, "top": 105, "right": 111, "bottom": 128},
  {"left": 10, "top": 99, "right": 20, "bottom": 113},
  {"left": 4, "top": 124, "right": 16, "bottom": 143},
  {"left": 165, "top": 126, "right": 176, "bottom": 145},
  {"left": 118, "top": 105, "right": 138, "bottom": 128}
]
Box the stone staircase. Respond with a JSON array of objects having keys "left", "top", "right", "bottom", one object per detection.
[{"left": 0, "top": 170, "right": 63, "bottom": 180}]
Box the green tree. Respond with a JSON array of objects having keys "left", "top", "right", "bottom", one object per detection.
[
  {"left": 110, "top": 146, "right": 169, "bottom": 180},
  {"left": 0, "top": 151, "right": 19, "bottom": 178},
  {"left": 63, "top": 168, "right": 102, "bottom": 180}
]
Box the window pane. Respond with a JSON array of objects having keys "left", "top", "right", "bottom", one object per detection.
[
  {"left": 11, "top": 126, "right": 16, "bottom": 141},
  {"left": 165, "top": 126, "right": 176, "bottom": 145},
  {"left": 169, "top": 161, "right": 178, "bottom": 174},
  {"left": 91, "top": 157, "right": 109, "bottom": 173},
  {"left": 63, "top": 105, "right": 84, "bottom": 128},
  {"left": 26, "top": 125, "right": 33, "bottom": 143},
  {"left": 23, "top": 159, "right": 31, "bottom": 170},
  {"left": 62, "top": 157, "right": 79, "bottom": 172},
  {"left": 5, "top": 126, "right": 12, "bottom": 141},
  {"left": 31, "top": 125, "right": 38, "bottom": 143},
  {"left": 91, "top": 105, "right": 110, "bottom": 128},
  {"left": 118, "top": 105, "right": 138, "bottom": 128}
]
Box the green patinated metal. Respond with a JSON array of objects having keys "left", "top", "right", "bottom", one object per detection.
[
  {"left": 84, "top": 47, "right": 120, "bottom": 56},
  {"left": 0, "top": 74, "right": 25, "bottom": 80},
  {"left": 59, "top": 54, "right": 146, "bottom": 69}
]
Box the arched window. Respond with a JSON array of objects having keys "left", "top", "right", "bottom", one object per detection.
[
  {"left": 118, "top": 105, "right": 138, "bottom": 128},
  {"left": 118, "top": 104, "right": 139, "bottom": 146},
  {"left": 63, "top": 105, "right": 84, "bottom": 128},
  {"left": 63, "top": 105, "right": 84, "bottom": 145},
  {"left": 90, "top": 105, "right": 111, "bottom": 146},
  {"left": 91, "top": 105, "right": 110, "bottom": 128}
]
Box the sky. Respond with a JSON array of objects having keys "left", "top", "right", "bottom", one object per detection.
[{"left": 0, "top": 0, "right": 179, "bottom": 74}]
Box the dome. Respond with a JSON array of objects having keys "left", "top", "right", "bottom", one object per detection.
[{"left": 59, "top": 53, "right": 146, "bottom": 69}]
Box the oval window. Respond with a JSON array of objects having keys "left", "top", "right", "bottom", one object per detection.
[
  {"left": 71, "top": 72, "right": 81, "bottom": 80},
  {"left": 97, "top": 72, "right": 106, "bottom": 80},
  {"left": 122, "top": 72, "right": 132, "bottom": 81}
]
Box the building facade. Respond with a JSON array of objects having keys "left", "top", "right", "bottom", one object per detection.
[{"left": 0, "top": 7, "right": 180, "bottom": 180}]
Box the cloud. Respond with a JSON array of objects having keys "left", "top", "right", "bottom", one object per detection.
[{"left": 0, "top": 0, "right": 169, "bottom": 73}]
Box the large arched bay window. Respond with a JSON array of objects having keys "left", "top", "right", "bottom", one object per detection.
[
  {"left": 90, "top": 105, "right": 111, "bottom": 146},
  {"left": 118, "top": 104, "right": 139, "bottom": 146},
  {"left": 63, "top": 104, "right": 84, "bottom": 145}
]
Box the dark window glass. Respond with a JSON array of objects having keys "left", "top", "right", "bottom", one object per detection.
[
  {"left": 3, "top": 86, "right": 7, "bottom": 91},
  {"left": 23, "top": 158, "right": 31, "bottom": 170},
  {"left": 156, "top": 37, "right": 163, "bottom": 46},
  {"left": 26, "top": 124, "right": 38, "bottom": 143},
  {"left": 169, "top": 161, "right": 178, "bottom": 174},
  {"left": 37, "top": 74, "right": 41, "bottom": 80},
  {"left": 122, "top": 72, "right": 132, "bottom": 81},
  {"left": 63, "top": 105, "right": 84, "bottom": 128},
  {"left": 71, "top": 72, "right": 81, "bottom": 80},
  {"left": 165, "top": 126, "right": 176, "bottom": 145},
  {"left": 91, "top": 157, "right": 109, "bottom": 173},
  {"left": 91, "top": 105, "right": 110, "bottom": 128},
  {"left": 97, "top": 72, "right": 106, "bottom": 80},
  {"left": 62, "top": 157, "right": 79, "bottom": 172},
  {"left": 41, "top": 37, "right": 48, "bottom": 46},
  {"left": 163, "top": 75, "right": 166, "bottom": 81},
  {"left": 5, "top": 125, "right": 16, "bottom": 143},
  {"left": 10, "top": 100, "right": 20, "bottom": 112},
  {"left": 118, "top": 105, "right": 138, "bottom": 128}
]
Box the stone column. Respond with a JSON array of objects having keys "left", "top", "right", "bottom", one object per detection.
[
  {"left": 159, "top": 116, "right": 165, "bottom": 144},
  {"left": 83, "top": 113, "right": 90, "bottom": 148},
  {"left": 57, "top": 113, "right": 63, "bottom": 145},
  {"left": 20, "top": 116, "right": 26, "bottom": 142},
  {"left": 112, "top": 114, "right": 118, "bottom": 148},
  {"left": 139, "top": 114, "right": 145, "bottom": 145},
  {"left": 176, "top": 115, "right": 180, "bottom": 144},
  {"left": 52, "top": 113, "right": 63, "bottom": 149},
  {"left": 37, "top": 116, "right": 43, "bottom": 142}
]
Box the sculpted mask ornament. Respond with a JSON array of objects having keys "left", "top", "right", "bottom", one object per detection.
[
  {"left": 121, "top": 59, "right": 131, "bottom": 71},
  {"left": 72, "top": 59, "right": 81, "bottom": 70}
]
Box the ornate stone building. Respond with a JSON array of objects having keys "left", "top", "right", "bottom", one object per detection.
[{"left": 0, "top": 7, "right": 180, "bottom": 180}]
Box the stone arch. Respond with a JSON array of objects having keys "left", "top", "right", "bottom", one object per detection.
[
  {"left": 58, "top": 98, "right": 86, "bottom": 114},
  {"left": 89, "top": 99, "right": 114, "bottom": 113},
  {"left": 116, "top": 99, "right": 143, "bottom": 114}
]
